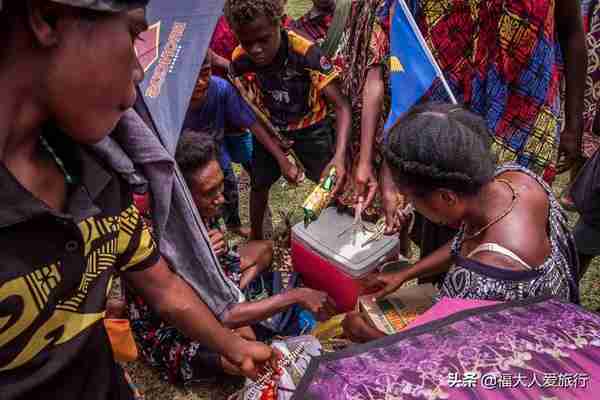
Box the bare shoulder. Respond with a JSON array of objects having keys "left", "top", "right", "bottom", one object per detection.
[
  {"left": 498, "top": 170, "right": 549, "bottom": 209},
  {"left": 469, "top": 170, "right": 552, "bottom": 269}
]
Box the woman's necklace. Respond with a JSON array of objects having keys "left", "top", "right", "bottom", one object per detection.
[
  {"left": 462, "top": 178, "right": 518, "bottom": 241},
  {"left": 40, "top": 136, "right": 75, "bottom": 185}
]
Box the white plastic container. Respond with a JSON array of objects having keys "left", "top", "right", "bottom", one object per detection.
[{"left": 291, "top": 207, "right": 401, "bottom": 311}]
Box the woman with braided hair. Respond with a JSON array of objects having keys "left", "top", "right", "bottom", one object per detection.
[{"left": 343, "top": 103, "right": 580, "bottom": 343}]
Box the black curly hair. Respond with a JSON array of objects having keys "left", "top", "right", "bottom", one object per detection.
[
  {"left": 224, "top": 0, "right": 284, "bottom": 30},
  {"left": 384, "top": 103, "right": 497, "bottom": 197},
  {"left": 176, "top": 129, "right": 219, "bottom": 186}
]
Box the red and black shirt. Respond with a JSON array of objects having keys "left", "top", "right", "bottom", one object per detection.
[{"left": 230, "top": 29, "right": 339, "bottom": 132}]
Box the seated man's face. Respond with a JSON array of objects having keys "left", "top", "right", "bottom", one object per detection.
[{"left": 188, "top": 160, "right": 226, "bottom": 219}]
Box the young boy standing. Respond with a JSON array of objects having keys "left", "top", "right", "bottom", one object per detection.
[{"left": 225, "top": 0, "right": 352, "bottom": 240}]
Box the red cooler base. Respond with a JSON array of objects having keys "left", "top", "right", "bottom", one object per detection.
[{"left": 291, "top": 238, "right": 361, "bottom": 312}]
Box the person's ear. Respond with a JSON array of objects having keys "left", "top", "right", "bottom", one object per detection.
[
  {"left": 439, "top": 189, "right": 458, "bottom": 207},
  {"left": 27, "top": 0, "right": 63, "bottom": 47}
]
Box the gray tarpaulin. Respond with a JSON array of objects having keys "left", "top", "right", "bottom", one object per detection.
[
  {"left": 93, "top": 0, "right": 244, "bottom": 320},
  {"left": 93, "top": 111, "right": 243, "bottom": 320}
]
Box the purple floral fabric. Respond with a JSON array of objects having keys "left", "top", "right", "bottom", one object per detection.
[{"left": 295, "top": 298, "right": 600, "bottom": 399}]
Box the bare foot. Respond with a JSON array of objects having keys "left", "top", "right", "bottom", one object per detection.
[{"left": 229, "top": 225, "right": 252, "bottom": 239}]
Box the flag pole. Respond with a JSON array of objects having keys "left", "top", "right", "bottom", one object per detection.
[{"left": 397, "top": 0, "right": 457, "bottom": 105}]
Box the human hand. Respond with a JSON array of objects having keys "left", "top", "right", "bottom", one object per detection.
[
  {"left": 557, "top": 128, "right": 582, "bottom": 173},
  {"left": 353, "top": 162, "right": 378, "bottom": 210},
  {"left": 221, "top": 355, "right": 243, "bottom": 376},
  {"left": 381, "top": 187, "right": 409, "bottom": 235},
  {"left": 342, "top": 311, "right": 386, "bottom": 343},
  {"left": 234, "top": 326, "right": 257, "bottom": 341},
  {"left": 208, "top": 229, "right": 227, "bottom": 257},
  {"left": 279, "top": 158, "right": 302, "bottom": 185},
  {"left": 238, "top": 265, "right": 260, "bottom": 290},
  {"left": 360, "top": 271, "right": 407, "bottom": 300},
  {"left": 294, "top": 288, "right": 337, "bottom": 321},
  {"left": 380, "top": 160, "right": 407, "bottom": 234},
  {"left": 322, "top": 157, "right": 346, "bottom": 198},
  {"left": 225, "top": 337, "right": 281, "bottom": 380}
]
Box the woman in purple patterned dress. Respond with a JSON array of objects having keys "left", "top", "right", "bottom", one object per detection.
[{"left": 344, "top": 104, "right": 579, "bottom": 343}]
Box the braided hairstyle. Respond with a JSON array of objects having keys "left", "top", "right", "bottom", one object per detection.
[
  {"left": 224, "top": 0, "right": 284, "bottom": 30},
  {"left": 384, "top": 103, "right": 496, "bottom": 196},
  {"left": 176, "top": 129, "right": 219, "bottom": 187}
]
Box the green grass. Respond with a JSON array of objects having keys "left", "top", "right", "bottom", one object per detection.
[{"left": 286, "top": 0, "right": 313, "bottom": 19}]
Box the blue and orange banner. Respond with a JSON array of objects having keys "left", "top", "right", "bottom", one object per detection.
[{"left": 135, "top": 0, "right": 224, "bottom": 154}]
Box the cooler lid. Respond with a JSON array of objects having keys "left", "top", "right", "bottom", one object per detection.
[{"left": 292, "top": 207, "right": 399, "bottom": 276}]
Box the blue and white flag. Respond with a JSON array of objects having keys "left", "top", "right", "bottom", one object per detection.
[{"left": 385, "top": 0, "right": 456, "bottom": 131}]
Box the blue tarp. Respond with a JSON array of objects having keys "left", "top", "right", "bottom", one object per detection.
[{"left": 137, "top": 0, "right": 224, "bottom": 154}]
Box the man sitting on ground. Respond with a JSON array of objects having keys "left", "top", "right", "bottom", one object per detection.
[{"left": 123, "top": 130, "right": 336, "bottom": 385}]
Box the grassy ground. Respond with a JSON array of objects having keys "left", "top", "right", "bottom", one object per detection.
[
  {"left": 286, "top": 0, "right": 314, "bottom": 18},
  {"left": 123, "top": 0, "right": 600, "bottom": 397}
]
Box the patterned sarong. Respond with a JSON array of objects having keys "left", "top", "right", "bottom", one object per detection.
[
  {"left": 331, "top": 0, "right": 391, "bottom": 219},
  {"left": 582, "top": 0, "right": 600, "bottom": 158},
  {"left": 296, "top": 297, "right": 600, "bottom": 399}
]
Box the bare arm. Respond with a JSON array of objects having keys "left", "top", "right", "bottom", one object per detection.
[
  {"left": 248, "top": 120, "right": 301, "bottom": 184},
  {"left": 321, "top": 81, "right": 352, "bottom": 195},
  {"left": 362, "top": 240, "right": 453, "bottom": 299},
  {"left": 248, "top": 120, "right": 289, "bottom": 166},
  {"left": 322, "top": 81, "right": 351, "bottom": 166},
  {"left": 222, "top": 288, "right": 335, "bottom": 328},
  {"left": 556, "top": 0, "right": 586, "bottom": 165},
  {"left": 222, "top": 290, "right": 302, "bottom": 328},
  {"left": 124, "top": 257, "right": 274, "bottom": 378},
  {"left": 359, "top": 67, "right": 384, "bottom": 169},
  {"left": 402, "top": 240, "right": 454, "bottom": 280},
  {"left": 355, "top": 66, "right": 385, "bottom": 206}
]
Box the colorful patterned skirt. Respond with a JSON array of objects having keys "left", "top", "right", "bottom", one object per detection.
[
  {"left": 413, "top": 0, "right": 563, "bottom": 184},
  {"left": 332, "top": 0, "right": 392, "bottom": 219}
]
